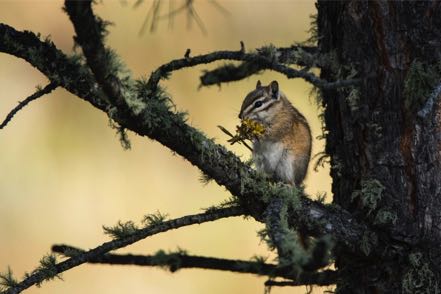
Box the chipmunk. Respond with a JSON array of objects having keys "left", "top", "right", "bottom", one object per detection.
[{"left": 239, "top": 80, "right": 312, "bottom": 186}]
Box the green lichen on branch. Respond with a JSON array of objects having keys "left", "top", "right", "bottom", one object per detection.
[
  {"left": 0, "top": 267, "right": 18, "bottom": 291},
  {"left": 266, "top": 214, "right": 309, "bottom": 270},
  {"left": 33, "top": 254, "right": 62, "bottom": 286},
  {"left": 303, "top": 12, "right": 318, "bottom": 46},
  {"left": 142, "top": 211, "right": 169, "bottom": 227},
  {"left": 151, "top": 248, "right": 189, "bottom": 272},
  {"left": 404, "top": 60, "right": 441, "bottom": 114},
  {"left": 134, "top": 79, "right": 189, "bottom": 133},
  {"left": 202, "top": 197, "right": 241, "bottom": 214},
  {"left": 402, "top": 252, "right": 438, "bottom": 293},
  {"left": 103, "top": 220, "right": 139, "bottom": 239},
  {"left": 360, "top": 231, "right": 378, "bottom": 256},
  {"left": 104, "top": 49, "right": 147, "bottom": 115},
  {"left": 345, "top": 87, "right": 361, "bottom": 112},
  {"left": 262, "top": 186, "right": 317, "bottom": 271},
  {"left": 18, "top": 254, "right": 63, "bottom": 289},
  {"left": 374, "top": 208, "right": 397, "bottom": 226},
  {"left": 256, "top": 44, "right": 280, "bottom": 63},
  {"left": 351, "top": 179, "right": 385, "bottom": 216},
  {"left": 198, "top": 170, "right": 214, "bottom": 185}
]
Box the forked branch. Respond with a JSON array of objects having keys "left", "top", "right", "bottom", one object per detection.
[{"left": 52, "top": 244, "right": 338, "bottom": 286}]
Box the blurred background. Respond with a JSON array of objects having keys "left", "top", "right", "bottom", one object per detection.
[{"left": 0, "top": 0, "right": 332, "bottom": 293}]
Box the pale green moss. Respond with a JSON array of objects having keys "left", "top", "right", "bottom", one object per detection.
[
  {"left": 142, "top": 211, "right": 169, "bottom": 227},
  {"left": 404, "top": 60, "right": 441, "bottom": 114},
  {"left": 351, "top": 179, "right": 385, "bottom": 215},
  {"left": 346, "top": 87, "right": 361, "bottom": 112},
  {"left": 103, "top": 220, "right": 139, "bottom": 239},
  {"left": 32, "top": 254, "right": 62, "bottom": 287},
  {"left": 374, "top": 209, "right": 397, "bottom": 226},
  {"left": 0, "top": 267, "right": 18, "bottom": 291},
  {"left": 360, "top": 231, "right": 378, "bottom": 256},
  {"left": 402, "top": 252, "right": 438, "bottom": 294}
]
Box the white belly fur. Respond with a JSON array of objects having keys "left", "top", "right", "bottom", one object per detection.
[{"left": 253, "top": 140, "right": 295, "bottom": 184}]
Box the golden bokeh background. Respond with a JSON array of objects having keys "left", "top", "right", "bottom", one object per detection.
[{"left": 0, "top": 1, "right": 332, "bottom": 293}]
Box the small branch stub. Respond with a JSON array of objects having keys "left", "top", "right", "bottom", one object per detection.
[
  {"left": 184, "top": 48, "right": 191, "bottom": 60},
  {"left": 240, "top": 41, "right": 245, "bottom": 54}
]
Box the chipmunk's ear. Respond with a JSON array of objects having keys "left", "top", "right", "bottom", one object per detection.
[
  {"left": 270, "top": 80, "right": 279, "bottom": 99},
  {"left": 256, "top": 80, "right": 262, "bottom": 89}
]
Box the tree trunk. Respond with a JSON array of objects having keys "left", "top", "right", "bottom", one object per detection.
[{"left": 318, "top": 1, "right": 441, "bottom": 293}]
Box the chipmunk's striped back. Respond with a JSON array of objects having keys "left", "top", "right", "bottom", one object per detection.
[{"left": 239, "top": 80, "right": 311, "bottom": 186}]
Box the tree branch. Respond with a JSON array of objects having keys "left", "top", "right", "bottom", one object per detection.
[
  {"left": 146, "top": 44, "right": 358, "bottom": 92},
  {"left": 0, "top": 23, "right": 107, "bottom": 111},
  {"left": 200, "top": 61, "right": 263, "bottom": 87},
  {"left": 0, "top": 22, "right": 372, "bottom": 257},
  {"left": 2, "top": 207, "right": 243, "bottom": 294},
  {"left": 64, "top": 0, "right": 128, "bottom": 111},
  {"left": 200, "top": 45, "right": 318, "bottom": 86},
  {"left": 0, "top": 83, "right": 58, "bottom": 130},
  {"left": 52, "top": 244, "right": 337, "bottom": 286},
  {"left": 265, "top": 279, "right": 330, "bottom": 287}
]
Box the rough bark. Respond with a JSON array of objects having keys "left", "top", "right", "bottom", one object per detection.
[{"left": 318, "top": 1, "right": 441, "bottom": 293}]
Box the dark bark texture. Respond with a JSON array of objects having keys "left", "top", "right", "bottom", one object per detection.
[{"left": 318, "top": 1, "right": 441, "bottom": 293}]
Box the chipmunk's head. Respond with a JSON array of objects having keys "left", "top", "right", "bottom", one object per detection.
[{"left": 239, "top": 80, "right": 282, "bottom": 124}]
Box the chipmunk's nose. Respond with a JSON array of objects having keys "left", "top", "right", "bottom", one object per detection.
[{"left": 238, "top": 112, "right": 243, "bottom": 120}]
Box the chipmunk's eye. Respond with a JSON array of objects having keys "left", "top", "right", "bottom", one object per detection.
[{"left": 254, "top": 101, "right": 263, "bottom": 108}]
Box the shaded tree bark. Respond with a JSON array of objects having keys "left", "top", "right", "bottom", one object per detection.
[{"left": 318, "top": 1, "right": 441, "bottom": 293}]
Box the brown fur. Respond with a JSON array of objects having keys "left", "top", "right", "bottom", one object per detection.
[
  {"left": 267, "top": 94, "right": 312, "bottom": 184},
  {"left": 240, "top": 81, "right": 312, "bottom": 185}
]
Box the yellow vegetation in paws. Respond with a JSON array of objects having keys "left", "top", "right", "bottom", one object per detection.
[
  {"left": 218, "top": 119, "right": 265, "bottom": 151},
  {"left": 235, "top": 119, "right": 265, "bottom": 141}
]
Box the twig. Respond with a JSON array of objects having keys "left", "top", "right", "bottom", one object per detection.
[
  {"left": 3, "top": 207, "right": 243, "bottom": 294},
  {"left": 52, "top": 244, "right": 338, "bottom": 285},
  {"left": 209, "top": 0, "right": 231, "bottom": 16},
  {"left": 168, "top": 0, "right": 174, "bottom": 30},
  {"left": 217, "top": 125, "right": 253, "bottom": 151},
  {"left": 137, "top": 0, "right": 209, "bottom": 34},
  {"left": 159, "top": 0, "right": 193, "bottom": 20},
  {"left": 137, "top": 0, "right": 155, "bottom": 35},
  {"left": 0, "top": 83, "right": 57, "bottom": 130},
  {"left": 149, "top": 0, "right": 161, "bottom": 32},
  {"left": 186, "top": 0, "right": 207, "bottom": 35},
  {"left": 265, "top": 273, "right": 338, "bottom": 287}
]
